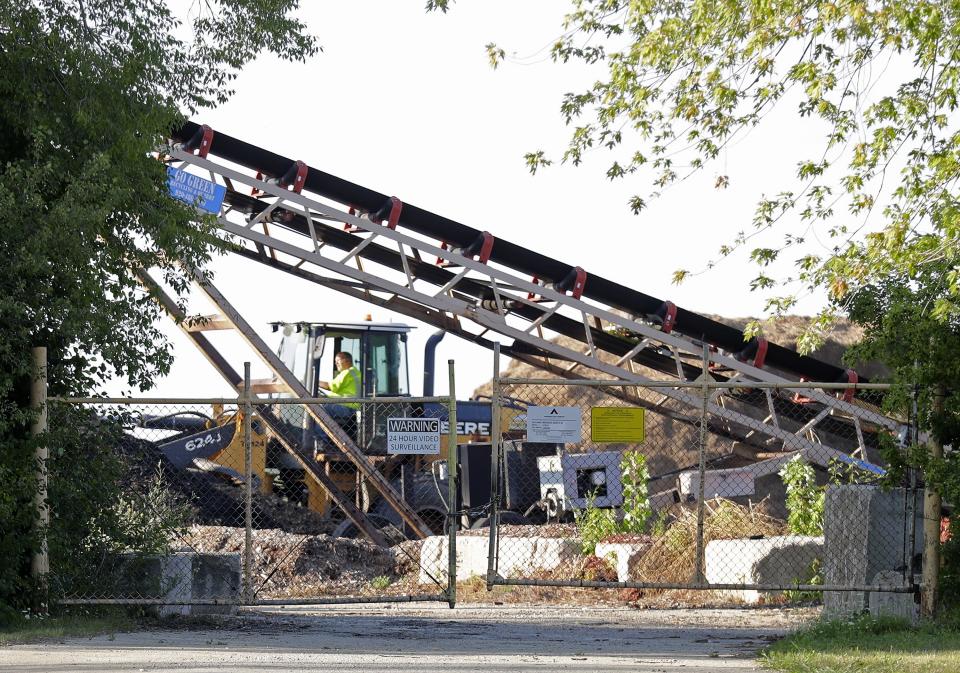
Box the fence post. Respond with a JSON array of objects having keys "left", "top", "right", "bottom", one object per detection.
[
  {"left": 694, "top": 343, "right": 709, "bottom": 585},
  {"left": 907, "top": 381, "right": 919, "bottom": 593},
  {"left": 922, "top": 383, "right": 945, "bottom": 617},
  {"left": 446, "top": 359, "right": 458, "bottom": 608},
  {"left": 243, "top": 362, "right": 254, "bottom": 605},
  {"left": 30, "top": 346, "right": 49, "bottom": 607},
  {"left": 486, "top": 343, "right": 501, "bottom": 590}
]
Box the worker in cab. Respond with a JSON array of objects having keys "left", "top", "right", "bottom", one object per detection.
[{"left": 318, "top": 351, "right": 362, "bottom": 427}]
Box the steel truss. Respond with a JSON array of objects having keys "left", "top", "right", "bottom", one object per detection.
[{"left": 161, "top": 144, "right": 903, "bottom": 477}]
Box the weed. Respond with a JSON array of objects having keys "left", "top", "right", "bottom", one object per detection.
[{"left": 370, "top": 575, "right": 392, "bottom": 591}]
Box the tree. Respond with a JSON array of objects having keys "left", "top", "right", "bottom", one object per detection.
[
  {"left": 429, "top": 0, "right": 960, "bottom": 346},
  {"left": 0, "top": 0, "right": 316, "bottom": 618},
  {"left": 844, "top": 261, "right": 960, "bottom": 606}
]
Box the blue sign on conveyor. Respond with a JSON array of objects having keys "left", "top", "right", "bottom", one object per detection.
[{"left": 166, "top": 166, "right": 226, "bottom": 215}]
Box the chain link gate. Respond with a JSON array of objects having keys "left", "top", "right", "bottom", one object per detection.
[
  {"left": 484, "top": 345, "right": 921, "bottom": 607},
  {"left": 50, "top": 389, "right": 460, "bottom": 610}
]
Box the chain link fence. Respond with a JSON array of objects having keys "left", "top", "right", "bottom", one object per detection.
[
  {"left": 49, "top": 393, "right": 460, "bottom": 609},
  {"left": 484, "top": 352, "right": 922, "bottom": 608}
]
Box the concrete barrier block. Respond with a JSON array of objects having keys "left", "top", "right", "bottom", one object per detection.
[
  {"left": 823, "top": 485, "right": 921, "bottom": 617},
  {"left": 594, "top": 542, "right": 651, "bottom": 582},
  {"left": 112, "top": 551, "right": 240, "bottom": 617},
  {"left": 419, "top": 535, "right": 581, "bottom": 584},
  {"left": 705, "top": 535, "right": 824, "bottom": 604},
  {"left": 678, "top": 469, "right": 755, "bottom": 498},
  {"left": 868, "top": 571, "right": 919, "bottom": 624}
]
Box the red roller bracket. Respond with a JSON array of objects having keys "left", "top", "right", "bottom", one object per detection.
[
  {"left": 179, "top": 124, "right": 214, "bottom": 158},
  {"left": 473, "top": 232, "right": 494, "bottom": 264},
  {"left": 662, "top": 301, "right": 677, "bottom": 333},
  {"left": 557, "top": 266, "right": 587, "bottom": 300},
  {"left": 379, "top": 196, "right": 402, "bottom": 230},
  {"left": 436, "top": 231, "right": 494, "bottom": 266},
  {"left": 753, "top": 337, "right": 768, "bottom": 369},
  {"left": 527, "top": 276, "right": 542, "bottom": 301},
  {"left": 842, "top": 369, "right": 859, "bottom": 402},
  {"left": 197, "top": 125, "right": 213, "bottom": 158},
  {"left": 435, "top": 242, "right": 450, "bottom": 266},
  {"left": 280, "top": 160, "right": 308, "bottom": 194}
]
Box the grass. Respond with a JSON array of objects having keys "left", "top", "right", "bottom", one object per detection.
[
  {"left": 761, "top": 613, "right": 960, "bottom": 673},
  {"left": 0, "top": 609, "right": 137, "bottom": 646}
]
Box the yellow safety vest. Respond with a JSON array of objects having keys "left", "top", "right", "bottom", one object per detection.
[{"left": 330, "top": 365, "right": 362, "bottom": 408}]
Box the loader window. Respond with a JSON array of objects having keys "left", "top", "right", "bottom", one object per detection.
[
  {"left": 314, "top": 333, "right": 361, "bottom": 396},
  {"left": 366, "top": 332, "right": 408, "bottom": 396},
  {"left": 278, "top": 328, "right": 310, "bottom": 385}
]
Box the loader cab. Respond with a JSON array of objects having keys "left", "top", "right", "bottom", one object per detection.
[
  {"left": 274, "top": 320, "right": 412, "bottom": 397},
  {"left": 273, "top": 320, "right": 413, "bottom": 459}
]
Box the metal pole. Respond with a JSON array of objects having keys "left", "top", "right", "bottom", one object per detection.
[
  {"left": 30, "top": 346, "right": 49, "bottom": 605},
  {"left": 446, "top": 359, "right": 458, "bottom": 609},
  {"left": 922, "top": 383, "right": 945, "bottom": 618},
  {"left": 486, "top": 343, "right": 502, "bottom": 590},
  {"left": 694, "top": 343, "right": 709, "bottom": 585},
  {"left": 243, "top": 363, "right": 254, "bottom": 605}
]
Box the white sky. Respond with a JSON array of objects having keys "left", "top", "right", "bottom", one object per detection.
[{"left": 116, "top": 1, "right": 846, "bottom": 400}]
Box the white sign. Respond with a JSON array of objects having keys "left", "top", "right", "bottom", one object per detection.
[
  {"left": 387, "top": 417, "right": 441, "bottom": 455},
  {"left": 527, "top": 406, "right": 581, "bottom": 443}
]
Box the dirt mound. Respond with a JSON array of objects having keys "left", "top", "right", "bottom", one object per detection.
[
  {"left": 707, "top": 315, "right": 886, "bottom": 378},
  {"left": 181, "top": 525, "right": 396, "bottom": 597},
  {"left": 119, "top": 437, "right": 335, "bottom": 536}
]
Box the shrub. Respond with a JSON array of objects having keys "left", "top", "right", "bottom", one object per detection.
[
  {"left": 779, "top": 455, "right": 825, "bottom": 536},
  {"left": 619, "top": 450, "right": 652, "bottom": 534},
  {"left": 574, "top": 496, "right": 619, "bottom": 555},
  {"left": 574, "top": 450, "right": 653, "bottom": 554}
]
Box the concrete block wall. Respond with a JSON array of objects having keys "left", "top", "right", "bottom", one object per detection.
[{"left": 823, "top": 485, "right": 922, "bottom": 618}]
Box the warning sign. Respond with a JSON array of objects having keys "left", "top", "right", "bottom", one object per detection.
[
  {"left": 591, "top": 407, "right": 645, "bottom": 443},
  {"left": 527, "top": 406, "right": 581, "bottom": 443},
  {"left": 387, "top": 417, "right": 441, "bottom": 455}
]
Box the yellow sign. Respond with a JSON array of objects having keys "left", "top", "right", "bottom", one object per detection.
[{"left": 591, "top": 407, "right": 645, "bottom": 443}]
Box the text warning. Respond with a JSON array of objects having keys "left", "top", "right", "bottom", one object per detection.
[{"left": 387, "top": 417, "right": 441, "bottom": 455}]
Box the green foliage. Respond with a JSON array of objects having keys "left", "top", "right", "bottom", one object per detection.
[
  {"left": 783, "top": 557, "right": 823, "bottom": 603},
  {"left": 779, "top": 455, "right": 825, "bottom": 536},
  {"left": 649, "top": 510, "right": 669, "bottom": 538},
  {"left": 619, "top": 450, "right": 652, "bottom": 534},
  {"left": 432, "top": 0, "right": 960, "bottom": 345},
  {"left": 0, "top": 608, "right": 135, "bottom": 644},
  {"left": 370, "top": 575, "right": 393, "bottom": 591},
  {"left": 761, "top": 613, "right": 960, "bottom": 673},
  {"left": 45, "top": 406, "right": 191, "bottom": 601},
  {"left": 574, "top": 450, "right": 652, "bottom": 554},
  {"left": 844, "top": 262, "right": 960, "bottom": 608},
  {"left": 0, "top": 0, "right": 315, "bottom": 616},
  {"left": 574, "top": 494, "right": 619, "bottom": 556}
]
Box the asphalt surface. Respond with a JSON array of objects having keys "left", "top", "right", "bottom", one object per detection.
[{"left": 0, "top": 604, "right": 814, "bottom": 672}]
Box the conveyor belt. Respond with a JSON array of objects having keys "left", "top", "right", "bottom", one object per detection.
[
  {"left": 171, "top": 121, "right": 862, "bottom": 386},
  {"left": 161, "top": 124, "right": 901, "bottom": 472}
]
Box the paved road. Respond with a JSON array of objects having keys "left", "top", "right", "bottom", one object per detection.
[{"left": 0, "top": 604, "right": 812, "bottom": 672}]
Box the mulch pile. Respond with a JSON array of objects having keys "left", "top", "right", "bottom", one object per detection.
[
  {"left": 118, "top": 435, "right": 335, "bottom": 535},
  {"left": 181, "top": 525, "right": 400, "bottom": 597}
]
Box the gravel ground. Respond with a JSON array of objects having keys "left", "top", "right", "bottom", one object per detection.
[{"left": 0, "top": 604, "right": 816, "bottom": 672}]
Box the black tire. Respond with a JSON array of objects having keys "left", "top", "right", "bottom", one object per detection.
[
  {"left": 469, "top": 511, "right": 531, "bottom": 529},
  {"left": 331, "top": 514, "right": 406, "bottom": 546}
]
